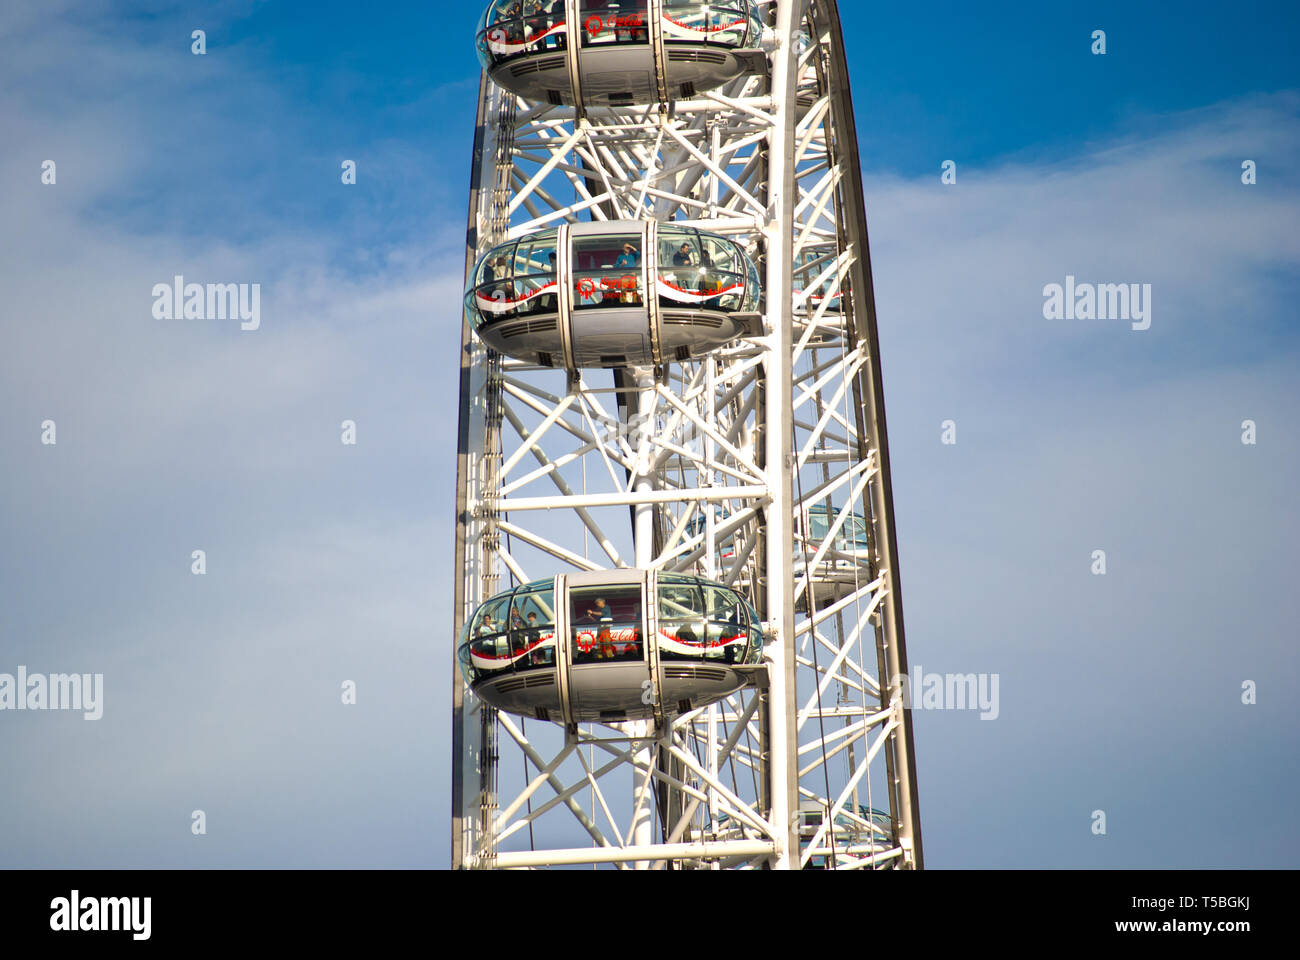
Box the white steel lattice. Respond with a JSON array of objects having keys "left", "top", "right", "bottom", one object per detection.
[{"left": 451, "top": 0, "right": 922, "bottom": 870}]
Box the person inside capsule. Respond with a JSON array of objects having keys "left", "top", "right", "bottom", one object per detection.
[
  {"left": 467, "top": 224, "right": 759, "bottom": 367},
  {"left": 519, "top": 0, "right": 555, "bottom": 48},
  {"left": 513, "top": 608, "right": 546, "bottom": 665},
  {"left": 497, "top": 0, "right": 524, "bottom": 42},
  {"left": 614, "top": 241, "right": 640, "bottom": 268},
  {"left": 583, "top": 596, "right": 614, "bottom": 660},
  {"left": 571, "top": 590, "right": 643, "bottom": 662},
  {"left": 523, "top": 610, "right": 551, "bottom": 665},
  {"left": 478, "top": 0, "right": 761, "bottom": 103},
  {"left": 613, "top": 242, "right": 641, "bottom": 303},
  {"left": 485, "top": 254, "right": 511, "bottom": 289},
  {"left": 504, "top": 605, "right": 524, "bottom": 654},
  {"left": 698, "top": 247, "right": 715, "bottom": 296},
  {"left": 580, "top": 596, "right": 610, "bottom": 622}
]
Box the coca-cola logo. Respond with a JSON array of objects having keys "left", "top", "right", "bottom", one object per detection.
[
  {"left": 576, "top": 275, "right": 639, "bottom": 298},
  {"left": 585, "top": 12, "right": 644, "bottom": 36}
]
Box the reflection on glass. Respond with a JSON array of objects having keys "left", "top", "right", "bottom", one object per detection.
[
  {"left": 572, "top": 235, "right": 643, "bottom": 310},
  {"left": 793, "top": 245, "right": 842, "bottom": 308},
  {"left": 478, "top": 1, "right": 570, "bottom": 67},
  {"left": 462, "top": 582, "right": 559, "bottom": 680},
  {"left": 661, "top": 1, "right": 757, "bottom": 47},
  {"left": 655, "top": 227, "right": 754, "bottom": 312},
  {"left": 475, "top": 0, "right": 761, "bottom": 74},
  {"left": 467, "top": 229, "right": 562, "bottom": 327},
  {"left": 579, "top": 0, "right": 649, "bottom": 48},
  {"left": 683, "top": 506, "right": 738, "bottom": 560},
  {"left": 507, "top": 585, "right": 558, "bottom": 670},
  {"left": 806, "top": 505, "right": 869, "bottom": 551},
  {"left": 570, "top": 586, "right": 643, "bottom": 663},
  {"left": 459, "top": 575, "right": 763, "bottom": 687},
  {"left": 467, "top": 225, "right": 760, "bottom": 332},
  {"left": 657, "top": 576, "right": 751, "bottom": 663}
]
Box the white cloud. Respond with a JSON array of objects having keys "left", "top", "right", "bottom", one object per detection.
[{"left": 1, "top": 3, "right": 1296, "bottom": 866}]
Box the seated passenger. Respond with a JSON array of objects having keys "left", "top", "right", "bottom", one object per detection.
[{"left": 580, "top": 597, "right": 610, "bottom": 622}]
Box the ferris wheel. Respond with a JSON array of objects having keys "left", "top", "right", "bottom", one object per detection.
[{"left": 451, "top": 0, "right": 922, "bottom": 870}]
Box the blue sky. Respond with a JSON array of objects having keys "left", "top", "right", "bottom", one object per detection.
[{"left": 1, "top": 0, "right": 1297, "bottom": 868}]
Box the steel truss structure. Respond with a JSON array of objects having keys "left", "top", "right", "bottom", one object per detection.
[{"left": 452, "top": 0, "right": 922, "bottom": 870}]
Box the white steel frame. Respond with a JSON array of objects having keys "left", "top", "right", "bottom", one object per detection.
[{"left": 451, "top": 0, "right": 922, "bottom": 870}]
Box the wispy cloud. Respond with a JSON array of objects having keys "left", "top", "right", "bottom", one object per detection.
[
  {"left": 862, "top": 93, "right": 1300, "bottom": 867},
  {"left": 1, "top": 3, "right": 1296, "bottom": 868}
]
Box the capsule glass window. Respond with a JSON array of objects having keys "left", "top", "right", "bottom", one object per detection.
[
  {"left": 467, "top": 593, "right": 514, "bottom": 671},
  {"left": 570, "top": 584, "right": 643, "bottom": 664},
  {"left": 656, "top": 578, "right": 706, "bottom": 661},
  {"left": 579, "top": 0, "right": 649, "bottom": 48},
  {"left": 470, "top": 247, "right": 523, "bottom": 328},
  {"left": 479, "top": 0, "right": 566, "bottom": 68},
  {"left": 458, "top": 636, "right": 477, "bottom": 682},
  {"left": 468, "top": 230, "right": 559, "bottom": 328},
  {"left": 505, "top": 583, "right": 558, "bottom": 672},
  {"left": 572, "top": 233, "right": 644, "bottom": 310},
  {"left": 514, "top": 233, "right": 559, "bottom": 277},
  {"left": 841, "top": 514, "right": 869, "bottom": 550},
  {"left": 661, "top": 0, "right": 757, "bottom": 47},
  {"left": 661, "top": 233, "right": 701, "bottom": 271},
  {"left": 512, "top": 234, "right": 561, "bottom": 314},
  {"left": 807, "top": 505, "right": 869, "bottom": 551},
  {"left": 740, "top": 597, "right": 764, "bottom": 662},
  {"left": 702, "top": 584, "right": 748, "bottom": 659},
  {"left": 656, "top": 227, "right": 756, "bottom": 313}
]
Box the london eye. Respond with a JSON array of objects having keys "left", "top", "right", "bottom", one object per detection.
[{"left": 452, "top": 0, "right": 922, "bottom": 870}]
